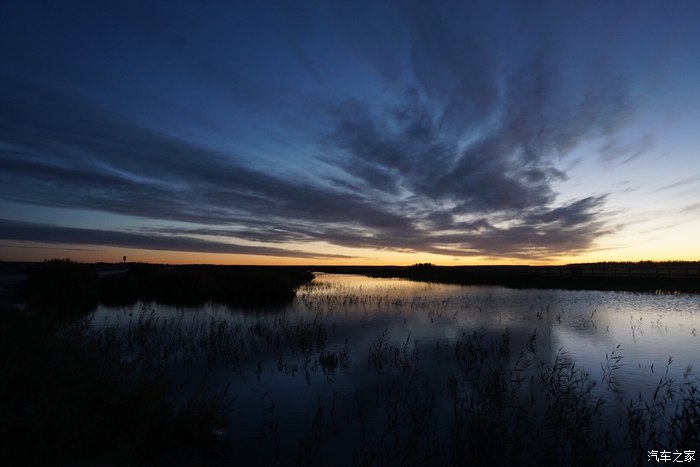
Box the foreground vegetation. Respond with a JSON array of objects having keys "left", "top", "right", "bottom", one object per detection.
[
  {"left": 0, "top": 304, "right": 230, "bottom": 466},
  {"left": 13, "top": 308, "right": 696, "bottom": 466},
  {"left": 3, "top": 269, "right": 700, "bottom": 465},
  {"left": 1, "top": 261, "right": 313, "bottom": 465}
]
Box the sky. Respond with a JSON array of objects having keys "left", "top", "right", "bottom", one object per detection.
[{"left": 1, "top": 0, "right": 700, "bottom": 266}]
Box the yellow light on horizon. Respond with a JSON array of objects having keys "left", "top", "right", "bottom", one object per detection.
[{"left": 2, "top": 236, "right": 698, "bottom": 266}]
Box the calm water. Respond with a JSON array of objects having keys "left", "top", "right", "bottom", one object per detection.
[{"left": 88, "top": 273, "right": 700, "bottom": 464}]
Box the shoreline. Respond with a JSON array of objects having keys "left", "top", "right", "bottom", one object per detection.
[{"left": 310, "top": 264, "right": 700, "bottom": 294}]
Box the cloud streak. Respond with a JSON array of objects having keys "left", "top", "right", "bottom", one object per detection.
[
  {"left": 1, "top": 0, "right": 676, "bottom": 261},
  {"left": 0, "top": 219, "right": 353, "bottom": 259}
]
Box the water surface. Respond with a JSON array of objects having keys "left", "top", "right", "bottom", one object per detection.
[{"left": 88, "top": 273, "right": 700, "bottom": 464}]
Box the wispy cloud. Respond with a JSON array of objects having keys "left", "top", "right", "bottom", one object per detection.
[
  {"left": 680, "top": 202, "right": 700, "bottom": 214},
  {"left": 1, "top": 0, "right": 682, "bottom": 261},
  {"left": 600, "top": 134, "right": 653, "bottom": 164},
  {"left": 651, "top": 175, "right": 700, "bottom": 194}
]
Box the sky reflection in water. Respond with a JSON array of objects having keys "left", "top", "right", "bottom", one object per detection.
[{"left": 89, "top": 273, "right": 700, "bottom": 462}]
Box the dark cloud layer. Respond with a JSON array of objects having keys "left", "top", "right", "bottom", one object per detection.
[
  {"left": 0, "top": 219, "right": 352, "bottom": 259},
  {"left": 1, "top": 0, "right": 683, "bottom": 261}
]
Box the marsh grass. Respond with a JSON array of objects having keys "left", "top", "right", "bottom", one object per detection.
[
  {"left": 7, "top": 273, "right": 700, "bottom": 466},
  {"left": 625, "top": 357, "right": 700, "bottom": 465},
  {"left": 339, "top": 327, "right": 699, "bottom": 466},
  {"left": 366, "top": 330, "right": 418, "bottom": 376},
  {"left": 83, "top": 287, "right": 700, "bottom": 466}
]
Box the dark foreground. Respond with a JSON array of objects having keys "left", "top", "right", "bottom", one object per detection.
[
  {"left": 2, "top": 261, "right": 700, "bottom": 465},
  {"left": 2, "top": 260, "right": 314, "bottom": 318},
  {"left": 0, "top": 261, "right": 313, "bottom": 466},
  {"left": 0, "top": 304, "right": 231, "bottom": 466}
]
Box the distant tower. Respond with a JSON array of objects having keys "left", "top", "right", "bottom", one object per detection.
[{"left": 123, "top": 255, "right": 126, "bottom": 263}]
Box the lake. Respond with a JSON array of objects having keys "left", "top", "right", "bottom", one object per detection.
[{"left": 87, "top": 273, "right": 700, "bottom": 465}]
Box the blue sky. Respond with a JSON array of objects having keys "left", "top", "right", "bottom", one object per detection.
[{"left": 2, "top": 0, "right": 699, "bottom": 264}]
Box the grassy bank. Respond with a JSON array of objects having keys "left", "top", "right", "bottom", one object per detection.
[
  {"left": 97, "top": 263, "right": 314, "bottom": 308},
  {"left": 21, "top": 260, "right": 314, "bottom": 318}
]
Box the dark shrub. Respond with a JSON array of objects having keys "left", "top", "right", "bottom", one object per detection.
[{"left": 26, "top": 259, "right": 99, "bottom": 318}]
